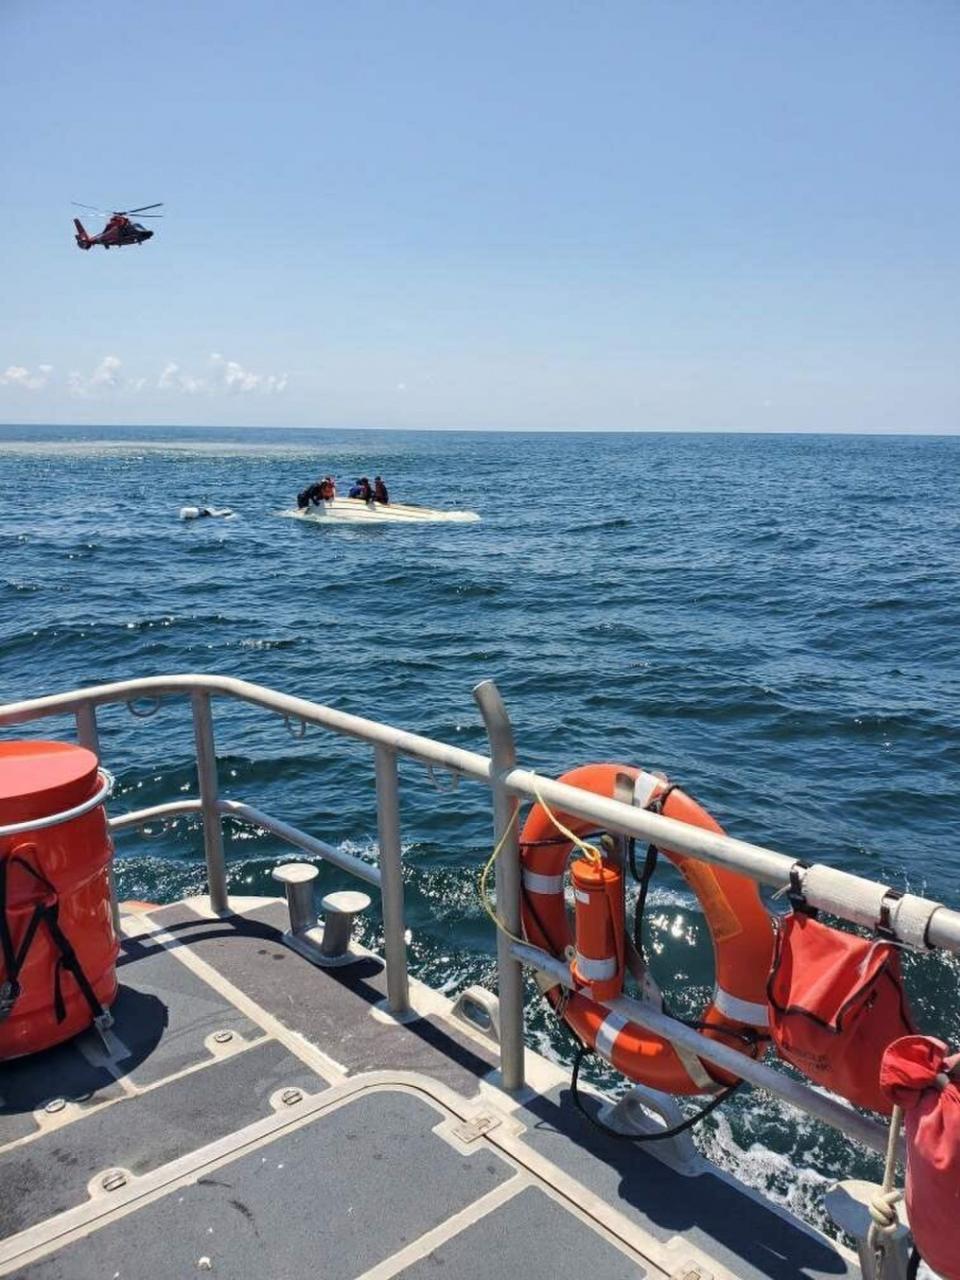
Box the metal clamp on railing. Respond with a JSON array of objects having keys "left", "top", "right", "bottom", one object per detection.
[{"left": 0, "top": 769, "right": 115, "bottom": 838}]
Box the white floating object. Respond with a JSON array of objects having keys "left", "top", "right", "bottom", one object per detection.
[{"left": 180, "top": 506, "right": 234, "bottom": 521}]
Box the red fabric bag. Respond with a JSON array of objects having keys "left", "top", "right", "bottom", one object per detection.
[
  {"left": 881, "top": 1035, "right": 960, "bottom": 1280},
  {"left": 766, "top": 911, "right": 915, "bottom": 1114}
]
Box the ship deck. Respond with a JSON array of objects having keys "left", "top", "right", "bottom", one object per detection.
[{"left": 0, "top": 895, "right": 858, "bottom": 1280}]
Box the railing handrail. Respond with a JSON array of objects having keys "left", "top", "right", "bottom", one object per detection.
[
  {"left": 3, "top": 668, "right": 953, "bottom": 1164},
  {"left": 2, "top": 671, "right": 957, "bottom": 954}
]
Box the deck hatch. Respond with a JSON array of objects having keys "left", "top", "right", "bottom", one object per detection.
[
  {"left": 15, "top": 1090, "right": 513, "bottom": 1280},
  {"left": 0, "top": 1039, "right": 324, "bottom": 1240}
]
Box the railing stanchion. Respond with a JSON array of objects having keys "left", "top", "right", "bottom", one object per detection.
[
  {"left": 374, "top": 745, "right": 410, "bottom": 1016},
  {"left": 191, "top": 690, "right": 228, "bottom": 915},
  {"left": 473, "top": 680, "right": 525, "bottom": 1092},
  {"left": 74, "top": 702, "right": 101, "bottom": 758},
  {"left": 75, "top": 702, "right": 120, "bottom": 934}
]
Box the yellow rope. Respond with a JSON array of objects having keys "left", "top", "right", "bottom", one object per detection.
[
  {"left": 478, "top": 803, "right": 525, "bottom": 945},
  {"left": 478, "top": 784, "right": 604, "bottom": 944},
  {"left": 532, "top": 787, "right": 604, "bottom": 867}
]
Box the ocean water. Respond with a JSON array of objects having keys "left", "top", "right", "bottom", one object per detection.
[{"left": 1, "top": 424, "right": 959, "bottom": 1231}]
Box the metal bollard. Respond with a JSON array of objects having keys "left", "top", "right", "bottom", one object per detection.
[
  {"left": 272, "top": 863, "right": 319, "bottom": 935},
  {"left": 319, "top": 890, "right": 371, "bottom": 959},
  {"left": 271, "top": 865, "right": 370, "bottom": 967}
]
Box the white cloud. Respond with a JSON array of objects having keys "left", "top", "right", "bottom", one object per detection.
[
  {"left": 156, "top": 353, "right": 287, "bottom": 396},
  {"left": 158, "top": 361, "right": 205, "bottom": 394},
  {"left": 0, "top": 363, "right": 53, "bottom": 390},
  {"left": 68, "top": 354, "right": 123, "bottom": 397},
  {"left": 1, "top": 352, "right": 289, "bottom": 401},
  {"left": 209, "top": 352, "right": 287, "bottom": 395}
]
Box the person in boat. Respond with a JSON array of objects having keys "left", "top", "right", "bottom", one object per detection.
[
  {"left": 373, "top": 476, "right": 389, "bottom": 504},
  {"left": 348, "top": 480, "right": 362, "bottom": 498},
  {"left": 318, "top": 476, "right": 335, "bottom": 501},
  {"left": 358, "top": 477, "right": 373, "bottom": 502}
]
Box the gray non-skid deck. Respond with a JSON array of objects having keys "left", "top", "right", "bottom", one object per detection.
[
  {"left": 0, "top": 897, "right": 858, "bottom": 1280},
  {"left": 20, "top": 1092, "right": 513, "bottom": 1280}
]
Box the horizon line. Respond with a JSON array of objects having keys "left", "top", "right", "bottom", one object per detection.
[{"left": 1, "top": 422, "right": 958, "bottom": 439}]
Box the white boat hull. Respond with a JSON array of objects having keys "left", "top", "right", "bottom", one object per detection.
[{"left": 285, "top": 497, "right": 480, "bottom": 525}]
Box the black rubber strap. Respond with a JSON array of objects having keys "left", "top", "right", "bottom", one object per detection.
[
  {"left": 787, "top": 860, "right": 818, "bottom": 917},
  {"left": 877, "top": 889, "right": 903, "bottom": 941}
]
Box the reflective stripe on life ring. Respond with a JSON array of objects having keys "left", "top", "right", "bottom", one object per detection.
[{"left": 519, "top": 762, "right": 774, "bottom": 1096}]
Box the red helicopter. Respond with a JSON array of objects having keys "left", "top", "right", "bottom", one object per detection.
[{"left": 72, "top": 202, "right": 164, "bottom": 250}]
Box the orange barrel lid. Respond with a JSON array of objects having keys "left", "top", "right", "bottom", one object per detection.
[{"left": 0, "top": 741, "right": 100, "bottom": 827}]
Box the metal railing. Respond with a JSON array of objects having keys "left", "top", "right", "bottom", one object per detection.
[{"left": 2, "top": 671, "right": 959, "bottom": 1161}]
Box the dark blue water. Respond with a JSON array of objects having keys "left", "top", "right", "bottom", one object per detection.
[{"left": 1, "top": 425, "right": 958, "bottom": 1227}]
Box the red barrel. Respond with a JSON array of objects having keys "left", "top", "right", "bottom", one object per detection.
[{"left": 0, "top": 741, "right": 118, "bottom": 1059}]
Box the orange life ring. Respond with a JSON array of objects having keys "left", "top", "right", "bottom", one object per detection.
[{"left": 520, "top": 762, "right": 774, "bottom": 1095}]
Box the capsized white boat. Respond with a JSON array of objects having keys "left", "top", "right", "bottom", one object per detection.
[{"left": 284, "top": 496, "right": 480, "bottom": 524}]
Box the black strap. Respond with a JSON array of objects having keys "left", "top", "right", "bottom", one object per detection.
[
  {"left": 906, "top": 1247, "right": 921, "bottom": 1280},
  {"left": 0, "top": 855, "right": 47, "bottom": 1018},
  {"left": 0, "top": 856, "right": 18, "bottom": 991},
  {"left": 630, "top": 841, "right": 659, "bottom": 959},
  {"left": 570, "top": 1043, "right": 742, "bottom": 1142},
  {"left": 42, "top": 903, "right": 105, "bottom": 1024},
  {"left": 627, "top": 783, "right": 677, "bottom": 962},
  {"left": 0, "top": 866, "right": 21, "bottom": 1018},
  {"left": 787, "top": 860, "right": 818, "bottom": 917},
  {"left": 0, "top": 855, "right": 105, "bottom": 1026}
]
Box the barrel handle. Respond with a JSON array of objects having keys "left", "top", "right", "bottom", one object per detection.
[{"left": 0, "top": 770, "right": 115, "bottom": 838}]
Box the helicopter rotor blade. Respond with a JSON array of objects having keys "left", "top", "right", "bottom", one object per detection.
[
  {"left": 125, "top": 203, "right": 164, "bottom": 214},
  {"left": 72, "top": 202, "right": 112, "bottom": 216}
]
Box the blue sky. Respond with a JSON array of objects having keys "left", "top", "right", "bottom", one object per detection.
[{"left": 1, "top": 1, "right": 957, "bottom": 431}]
